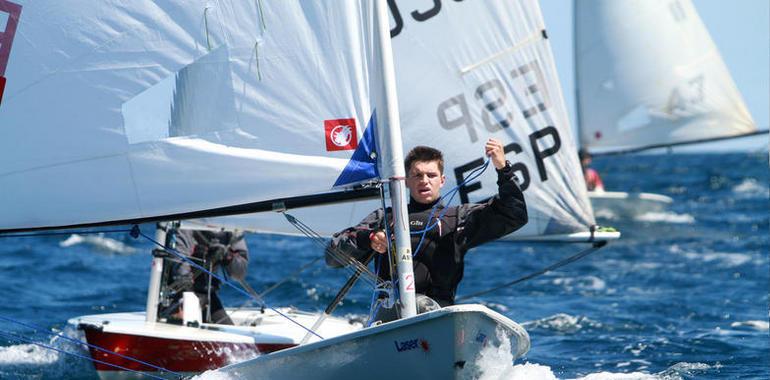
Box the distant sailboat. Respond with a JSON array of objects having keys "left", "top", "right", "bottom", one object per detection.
[
  {"left": 575, "top": 0, "right": 765, "bottom": 155},
  {"left": 573, "top": 0, "right": 765, "bottom": 216}
]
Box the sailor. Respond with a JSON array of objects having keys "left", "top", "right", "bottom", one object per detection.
[
  {"left": 326, "top": 138, "right": 527, "bottom": 322},
  {"left": 166, "top": 229, "right": 249, "bottom": 325},
  {"left": 579, "top": 149, "right": 604, "bottom": 192}
]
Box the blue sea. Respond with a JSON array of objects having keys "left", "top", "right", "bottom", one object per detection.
[{"left": 0, "top": 152, "right": 767, "bottom": 379}]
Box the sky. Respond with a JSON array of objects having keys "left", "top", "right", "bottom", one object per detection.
[{"left": 539, "top": 0, "right": 769, "bottom": 152}]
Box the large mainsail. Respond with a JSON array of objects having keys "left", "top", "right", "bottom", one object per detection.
[
  {"left": 0, "top": 1, "right": 390, "bottom": 232},
  {"left": 193, "top": 0, "right": 598, "bottom": 241},
  {"left": 575, "top": 0, "right": 759, "bottom": 154}
]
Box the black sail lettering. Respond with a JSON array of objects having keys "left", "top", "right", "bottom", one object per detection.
[
  {"left": 504, "top": 142, "right": 530, "bottom": 191},
  {"left": 475, "top": 79, "right": 513, "bottom": 132},
  {"left": 411, "top": 0, "right": 442, "bottom": 22},
  {"left": 528, "top": 126, "right": 561, "bottom": 182},
  {"left": 388, "top": 0, "right": 404, "bottom": 38},
  {"left": 454, "top": 157, "right": 485, "bottom": 203},
  {"left": 437, "top": 93, "right": 478, "bottom": 142}
]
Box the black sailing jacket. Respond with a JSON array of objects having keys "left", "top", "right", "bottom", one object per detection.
[{"left": 327, "top": 164, "right": 528, "bottom": 306}]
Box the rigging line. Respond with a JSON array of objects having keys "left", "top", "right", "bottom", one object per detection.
[
  {"left": 137, "top": 230, "right": 324, "bottom": 340},
  {"left": 282, "top": 213, "right": 381, "bottom": 286},
  {"left": 411, "top": 157, "right": 491, "bottom": 257},
  {"left": 456, "top": 240, "right": 607, "bottom": 302},
  {"left": 366, "top": 187, "right": 395, "bottom": 324},
  {"left": 286, "top": 216, "right": 377, "bottom": 286},
  {"left": 0, "top": 315, "right": 182, "bottom": 377},
  {"left": 0, "top": 331, "right": 175, "bottom": 380},
  {"left": 0, "top": 228, "right": 133, "bottom": 238}
]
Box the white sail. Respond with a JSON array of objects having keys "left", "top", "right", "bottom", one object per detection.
[
  {"left": 194, "top": 0, "right": 599, "bottom": 241},
  {"left": 0, "top": 1, "right": 389, "bottom": 231},
  {"left": 575, "top": 0, "right": 757, "bottom": 153}
]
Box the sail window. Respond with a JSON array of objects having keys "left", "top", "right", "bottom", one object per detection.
[{"left": 122, "top": 46, "right": 238, "bottom": 145}]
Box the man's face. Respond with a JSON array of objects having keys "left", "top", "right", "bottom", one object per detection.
[{"left": 406, "top": 160, "right": 445, "bottom": 204}]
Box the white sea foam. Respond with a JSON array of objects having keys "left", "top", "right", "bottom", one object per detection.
[
  {"left": 574, "top": 372, "right": 656, "bottom": 380},
  {"left": 0, "top": 326, "right": 95, "bottom": 379},
  {"left": 463, "top": 331, "right": 713, "bottom": 380},
  {"left": 681, "top": 251, "right": 753, "bottom": 267},
  {"left": 460, "top": 328, "right": 558, "bottom": 380},
  {"left": 634, "top": 212, "right": 694, "bottom": 224},
  {"left": 732, "top": 178, "right": 769, "bottom": 198},
  {"left": 191, "top": 370, "right": 239, "bottom": 380},
  {"left": 553, "top": 276, "right": 607, "bottom": 292},
  {"left": 59, "top": 233, "right": 138, "bottom": 254},
  {"left": 655, "top": 362, "right": 713, "bottom": 379},
  {"left": 522, "top": 313, "right": 602, "bottom": 333},
  {"left": 730, "top": 320, "right": 770, "bottom": 331},
  {"left": 0, "top": 343, "right": 59, "bottom": 365}
]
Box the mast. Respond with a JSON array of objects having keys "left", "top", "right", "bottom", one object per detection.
[
  {"left": 374, "top": 0, "right": 416, "bottom": 318},
  {"left": 572, "top": 0, "right": 584, "bottom": 150},
  {"left": 144, "top": 223, "right": 167, "bottom": 323}
]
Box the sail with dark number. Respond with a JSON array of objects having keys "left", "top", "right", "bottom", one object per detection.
[{"left": 194, "top": 0, "right": 611, "bottom": 242}]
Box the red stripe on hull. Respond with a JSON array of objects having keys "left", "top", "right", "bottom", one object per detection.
[{"left": 83, "top": 327, "right": 295, "bottom": 373}]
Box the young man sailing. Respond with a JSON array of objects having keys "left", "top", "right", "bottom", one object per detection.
[{"left": 326, "top": 138, "right": 528, "bottom": 322}]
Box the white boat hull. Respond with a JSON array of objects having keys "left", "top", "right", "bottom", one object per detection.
[
  {"left": 589, "top": 191, "right": 673, "bottom": 218},
  {"left": 218, "top": 304, "right": 529, "bottom": 380}
]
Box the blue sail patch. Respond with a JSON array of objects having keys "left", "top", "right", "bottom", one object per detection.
[{"left": 333, "top": 111, "right": 379, "bottom": 187}]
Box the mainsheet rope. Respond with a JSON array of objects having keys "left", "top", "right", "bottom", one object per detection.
[{"left": 456, "top": 240, "right": 607, "bottom": 301}]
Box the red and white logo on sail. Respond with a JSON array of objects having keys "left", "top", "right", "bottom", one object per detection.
[
  {"left": 324, "top": 118, "right": 358, "bottom": 151},
  {"left": 0, "top": 0, "right": 22, "bottom": 105}
]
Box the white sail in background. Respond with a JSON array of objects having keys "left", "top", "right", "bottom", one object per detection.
[
  {"left": 0, "top": 1, "right": 387, "bottom": 231},
  {"left": 575, "top": 0, "right": 757, "bottom": 153},
  {"left": 195, "top": 0, "right": 600, "bottom": 241}
]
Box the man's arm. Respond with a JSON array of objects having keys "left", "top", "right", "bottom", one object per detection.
[
  {"left": 458, "top": 140, "right": 528, "bottom": 249},
  {"left": 326, "top": 209, "right": 384, "bottom": 268},
  {"left": 223, "top": 233, "right": 249, "bottom": 281},
  {"left": 170, "top": 230, "right": 196, "bottom": 291}
]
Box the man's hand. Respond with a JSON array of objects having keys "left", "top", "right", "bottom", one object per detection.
[
  {"left": 207, "top": 242, "right": 227, "bottom": 263},
  {"left": 369, "top": 231, "right": 388, "bottom": 254},
  {"left": 485, "top": 138, "right": 507, "bottom": 170}
]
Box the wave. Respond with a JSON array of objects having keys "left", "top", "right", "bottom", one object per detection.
[
  {"left": 634, "top": 212, "right": 694, "bottom": 224},
  {"left": 59, "top": 233, "right": 138, "bottom": 254},
  {"left": 456, "top": 329, "right": 713, "bottom": 380},
  {"left": 552, "top": 276, "right": 607, "bottom": 292},
  {"left": 672, "top": 246, "right": 756, "bottom": 267},
  {"left": 522, "top": 313, "right": 603, "bottom": 333},
  {"left": 0, "top": 326, "right": 95, "bottom": 378},
  {"left": 730, "top": 320, "right": 770, "bottom": 331},
  {"left": 193, "top": 370, "right": 239, "bottom": 380},
  {"left": 732, "top": 178, "right": 769, "bottom": 198},
  {"left": 0, "top": 343, "right": 59, "bottom": 365}
]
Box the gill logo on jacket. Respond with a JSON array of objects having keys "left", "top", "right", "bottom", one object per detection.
[{"left": 0, "top": 0, "right": 22, "bottom": 105}]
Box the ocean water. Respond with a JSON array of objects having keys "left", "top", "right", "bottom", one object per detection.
[{"left": 0, "top": 152, "right": 767, "bottom": 379}]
